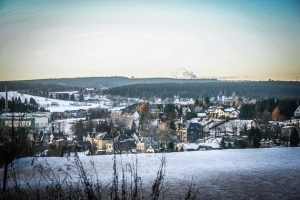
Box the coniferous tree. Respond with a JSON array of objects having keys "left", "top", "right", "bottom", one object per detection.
[
  {"left": 204, "top": 97, "right": 210, "bottom": 105},
  {"left": 164, "top": 104, "right": 175, "bottom": 120},
  {"left": 169, "top": 120, "right": 176, "bottom": 131},
  {"left": 79, "top": 94, "right": 84, "bottom": 102},
  {"left": 220, "top": 137, "right": 226, "bottom": 149},
  {"left": 194, "top": 98, "right": 200, "bottom": 106},
  {"left": 131, "top": 120, "right": 137, "bottom": 134},
  {"left": 290, "top": 128, "right": 299, "bottom": 147},
  {"left": 247, "top": 127, "right": 262, "bottom": 148},
  {"left": 70, "top": 93, "right": 75, "bottom": 101},
  {"left": 167, "top": 140, "right": 175, "bottom": 152},
  {"left": 75, "top": 120, "right": 85, "bottom": 141}
]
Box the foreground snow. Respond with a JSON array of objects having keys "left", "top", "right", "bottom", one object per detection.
[{"left": 1, "top": 148, "right": 300, "bottom": 199}]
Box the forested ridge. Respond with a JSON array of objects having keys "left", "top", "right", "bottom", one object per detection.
[
  {"left": 0, "top": 81, "right": 79, "bottom": 93},
  {"left": 0, "top": 77, "right": 217, "bottom": 89},
  {"left": 1, "top": 78, "right": 300, "bottom": 100},
  {"left": 103, "top": 81, "right": 300, "bottom": 99}
]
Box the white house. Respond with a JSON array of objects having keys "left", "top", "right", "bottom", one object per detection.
[{"left": 294, "top": 106, "right": 300, "bottom": 118}]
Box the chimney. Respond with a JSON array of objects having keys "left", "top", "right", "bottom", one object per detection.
[{"left": 5, "top": 85, "right": 8, "bottom": 109}]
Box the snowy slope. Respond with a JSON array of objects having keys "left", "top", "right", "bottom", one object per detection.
[
  {"left": 1, "top": 148, "right": 300, "bottom": 199},
  {"left": 0, "top": 91, "right": 107, "bottom": 112}
]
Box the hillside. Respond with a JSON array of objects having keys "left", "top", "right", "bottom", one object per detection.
[
  {"left": 1, "top": 77, "right": 300, "bottom": 99},
  {"left": 104, "top": 81, "right": 300, "bottom": 99},
  {"left": 1, "top": 148, "right": 300, "bottom": 199},
  {"left": 0, "top": 77, "right": 217, "bottom": 90}
]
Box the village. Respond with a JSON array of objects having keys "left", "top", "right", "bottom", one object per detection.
[{"left": 1, "top": 87, "right": 299, "bottom": 158}]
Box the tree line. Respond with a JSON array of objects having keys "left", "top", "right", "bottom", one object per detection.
[
  {"left": 103, "top": 81, "right": 300, "bottom": 100},
  {"left": 0, "top": 97, "right": 39, "bottom": 112},
  {"left": 239, "top": 98, "right": 298, "bottom": 120},
  {"left": 0, "top": 81, "right": 79, "bottom": 96},
  {"left": 1, "top": 77, "right": 217, "bottom": 88}
]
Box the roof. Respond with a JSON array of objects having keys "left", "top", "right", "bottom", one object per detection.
[
  {"left": 196, "top": 137, "right": 223, "bottom": 149},
  {"left": 188, "top": 122, "right": 200, "bottom": 128},
  {"left": 118, "top": 134, "right": 129, "bottom": 141},
  {"left": 224, "top": 107, "right": 235, "bottom": 112},
  {"left": 76, "top": 141, "right": 92, "bottom": 147},
  {"left": 146, "top": 144, "right": 160, "bottom": 151},
  {"left": 64, "top": 110, "right": 77, "bottom": 113},
  {"left": 193, "top": 107, "right": 203, "bottom": 113},
  {"left": 182, "top": 143, "right": 200, "bottom": 151},
  {"left": 51, "top": 132, "right": 65, "bottom": 140},
  {"left": 86, "top": 132, "right": 111, "bottom": 140},
  {"left": 144, "top": 139, "right": 158, "bottom": 146}
]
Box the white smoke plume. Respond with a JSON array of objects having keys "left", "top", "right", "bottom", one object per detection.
[{"left": 173, "top": 68, "right": 197, "bottom": 79}]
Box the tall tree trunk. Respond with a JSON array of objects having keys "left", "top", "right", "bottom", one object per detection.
[{"left": 3, "top": 153, "right": 8, "bottom": 191}]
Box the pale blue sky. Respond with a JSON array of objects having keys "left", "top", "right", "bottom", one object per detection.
[{"left": 0, "top": 0, "right": 300, "bottom": 81}]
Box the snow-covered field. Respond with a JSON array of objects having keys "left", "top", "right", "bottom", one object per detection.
[
  {"left": 0, "top": 91, "right": 109, "bottom": 112},
  {"left": 1, "top": 148, "right": 300, "bottom": 199}
]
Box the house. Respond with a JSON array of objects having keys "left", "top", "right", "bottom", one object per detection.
[
  {"left": 63, "top": 110, "right": 77, "bottom": 118},
  {"left": 63, "top": 109, "right": 88, "bottom": 118},
  {"left": 135, "top": 139, "right": 159, "bottom": 153},
  {"left": 177, "top": 122, "right": 187, "bottom": 141},
  {"left": 0, "top": 111, "right": 51, "bottom": 130},
  {"left": 229, "top": 110, "right": 240, "bottom": 119},
  {"left": 51, "top": 112, "right": 64, "bottom": 120},
  {"left": 136, "top": 139, "right": 145, "bottom": 152},
  {"left": 114, "top": 140, "right": 136, "bottom": 154},
  {"left": 259, "top": 123, "right": 281, "bottom": 140},
  {"left": 181, "top": 107, "right": 191, "bottom": 119},
  {"left": 281, "top": 125, "right": 297, "bottom": 140},
  {"left": 196, "top": 108, "right": 207, "bottom": 118},
  {"left": 213, "top": 106, "right": 235, "bottom": 119},
  {"left": 214, "top": 106, "right": 226, "bottom": 118},
  {"left": 206, "top": 119, "right": 257, "bottom": 137},
  {"left": 294, "top": 106, "right": 300, "bottom": 118},
  {"left": 83, "top": 132, "right": 111, "bottom": 151},
  {"left": 74, "top": 141, "right": 92, "bottom": 152},
  {"left": 146, "top": 143, "right": 160, "bottom": 153},
  {"left": 193, "top": 107, "right": 203, "bottom": 114},
  {"left": 207, "top": 106, "right": 217, "bottom": 117},
  {"left": 50, "top": 132, "right": 65, "bottom": 142},
  {"left": 176, "top": 143, "right": 201, "bottom": 151},
  {"left": 177, "top": 121, "right": 202, "bottom": 142},
  {"left": 199, "top": 137, "right": 222, "bottom": 149},
  {"left": 187, "top": 122, "right": 201, "bottom": 142},
  {"left": 50, "top": 132, "right": 67, "bottom": 147},
  {"left": 174, "top": 97, "right": 194, "bottom": 105},
  {"left": 106, "top": 134, "right": 136, "bottom": 153}
]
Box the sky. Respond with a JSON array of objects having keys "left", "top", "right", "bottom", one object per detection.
[{"left": 0, "top": 0, "right": 300, "bottom": 81}]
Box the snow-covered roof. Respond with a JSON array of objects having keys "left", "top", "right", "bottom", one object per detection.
[
  {"left": 181, "top": 143, "right": 200, "bottom": 150},
  {"left": 224, "top": 107, "right": 235, "bottom": 112}
]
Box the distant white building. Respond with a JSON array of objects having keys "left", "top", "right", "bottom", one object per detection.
[
  {"left": 294, "top": 106, "right": 300, "bottom": 118},
  {"left": 174, "top": 97, "right": 194, "bottom": 105}
]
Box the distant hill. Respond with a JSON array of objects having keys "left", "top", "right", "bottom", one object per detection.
[
  {"left": 104, "top": 81, "right": 300, "bottom": 100},
  {"left": 1, "top": 77, "right": 300, "bottom": 100},
  {"left": 0, "top": 77, "right": 218, "bottom": 91}
]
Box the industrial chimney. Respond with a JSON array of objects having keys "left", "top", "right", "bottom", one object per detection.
[{"left": 5, "top": 85, "right": 8, "bottom": 110}]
